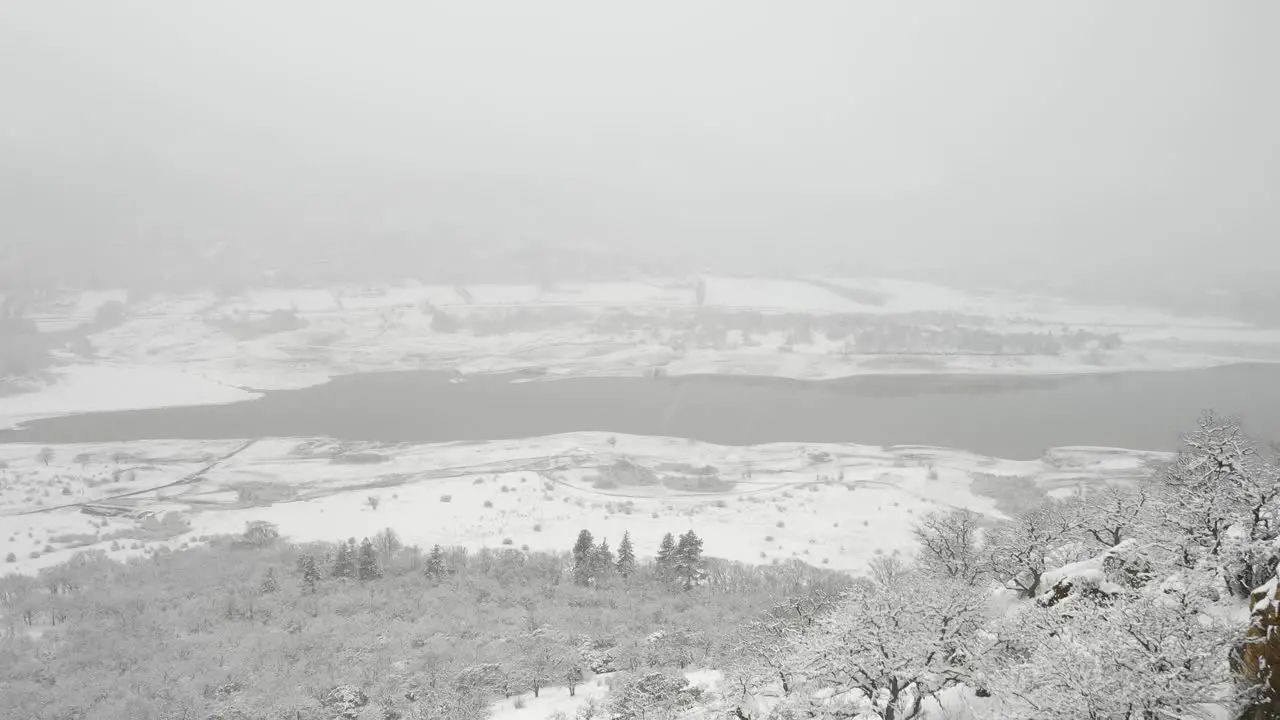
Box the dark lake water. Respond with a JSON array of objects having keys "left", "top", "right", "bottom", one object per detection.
[{"left": 3, "top": 363, "right": 1280, "bottom": 459}]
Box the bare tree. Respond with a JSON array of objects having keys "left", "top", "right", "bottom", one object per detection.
[
  {"left": 1073, "top": 481, "right": 1155, "bottom": 549},
  {"left": 1159, "top": 413, "right": 1259, "bottom": 563},
  {"left": 912, "top": 509, "right": 983, "bottom": 582},
  {"left": 786, "top": 575, "right": 988, "bottom": 720},
  {"left": 868, "top": 554, "right": 909, "bottom": 588},
  {"left": 373, "top": 527, "right": 402, "bottom": 566},
  {"left": 516, "top": 626, "right": 569, "bottom": 698},
  {"left": 1157, "top": 413, "right": 1280, "bottom": 594},
  {"left": 982, "top": 498, "right": 1084, "bottom": 598}
]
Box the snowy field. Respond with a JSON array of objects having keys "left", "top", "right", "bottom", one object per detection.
[
  {"left": 487, "top": 669, "right": 724, "bottom": 720},
  {"left": 0, "top": 432, "right": 1166, "bottom": 579},
  {"left": 0, "top": 364, "right": 261, "bottom": 430},
  {"left": 5, "top": 275, "right": 1278, "bottom": 429}
]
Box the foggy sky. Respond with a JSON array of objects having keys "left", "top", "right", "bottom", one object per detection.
[{"left": 2, "top": 1, "right": 1277, "bottom": 292}]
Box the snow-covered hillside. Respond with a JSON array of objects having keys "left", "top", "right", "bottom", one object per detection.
[{"left": 5, "top": 276, "right": 1278, "bottom": 428}]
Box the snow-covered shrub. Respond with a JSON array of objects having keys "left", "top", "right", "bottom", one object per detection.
[
  {"left": 607, "top": 671, "right": 703, "bottom": 720},
  {"left": 320, "top": 685, "right": 368, "bottom": 718}
]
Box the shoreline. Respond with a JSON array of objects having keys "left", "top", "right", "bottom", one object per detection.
[{"left": 7, "top": 276, "right": 1280, "bottom": 433}]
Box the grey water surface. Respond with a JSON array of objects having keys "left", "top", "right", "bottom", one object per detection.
[{"left": 4, "top": 363, "right": 1279, "bottom": 459}]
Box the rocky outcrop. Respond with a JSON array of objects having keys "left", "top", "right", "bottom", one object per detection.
[
  {"left": 1237, "top": 576, "right": 1280, "bottom": 719},
  {"left": 1036, "top": 540, "right": 1153, "bottom": 608}
]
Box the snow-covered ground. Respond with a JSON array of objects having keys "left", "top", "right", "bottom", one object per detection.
[
  {"left": 488, "top": 669, "right": 724, "bottom": 720},
  {"left": 5, "top": 276, "right": 1278, "bottom": 428},
  {"left": 0, "top": 432, "right": 1166, "bottom": 578},
  {"left": 0, "top": 364, "right": 260, "bottom": 429}
]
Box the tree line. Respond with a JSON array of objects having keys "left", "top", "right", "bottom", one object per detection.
[
  {"left": 0, "top": 520, "right": 842, "bottom": 720},
  {"left": 569, "top": 528, "right": 704, "bottom": 590}
]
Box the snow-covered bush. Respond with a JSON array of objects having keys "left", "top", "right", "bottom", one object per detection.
[{"left": 607, "top": 670, "right": 703, "bottom": 720}]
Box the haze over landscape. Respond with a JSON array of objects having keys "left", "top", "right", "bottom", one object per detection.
[
  {"left": 3, "top": 1, "right": 1278, "bottom": 297},
  {"left": 3, "top": 3, "right": 1280, "bottom": 719}
]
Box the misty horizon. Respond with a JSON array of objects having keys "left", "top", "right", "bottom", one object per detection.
[{"left": 2, "top": 1, "right": 1278, "bottom": 297}]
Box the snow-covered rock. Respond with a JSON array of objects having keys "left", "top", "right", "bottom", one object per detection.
[{"left": 1037, "top": 539, "right": 1153, "bottom": 606}]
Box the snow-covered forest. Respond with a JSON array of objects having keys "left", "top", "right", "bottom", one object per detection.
[
  {"left": 716, "top": 413, "right": 1280, "bottom": 720},
  {"left": 3, "top": 414, "right": 1280, "bottom": 719}
]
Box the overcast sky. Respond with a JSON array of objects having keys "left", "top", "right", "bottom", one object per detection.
[{"left": 1, "top": 1, "right": 1276, "bottom": 291}]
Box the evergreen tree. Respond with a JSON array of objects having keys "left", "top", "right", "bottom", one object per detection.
[
  {"left": 572, "top": 529, "right": 596, "bottom": 586},
  {"left": 674, "top": 531, "right": 705, "bottom": 590},
  {"left": 332, "top": 538, "right": 356, "bottom": 579},
  {"left": 297, "top": 553, "right": 322, "bottom": 593},
  {"left": 595, "top": 539, "right": 615, "bottom": 580},
  {"left": 616, "top": 531, "right": 637, "bottom": 579},
  {"left": 572, "top": 530, "right": 595, "bottom": 564},
  {"left": 656, "top": 532, "right": 677, "bottom": 578},
  {"left": 357, "top": 538, "right": 382, "bottom": 581},
  {"left": 259, "top": 567, "right": 279, "bottom": 594},
  {"left": 425, "top": 544, "right": 447, "bottom": 579}
]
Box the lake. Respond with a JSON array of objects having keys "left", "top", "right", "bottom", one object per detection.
[{"left": 3, "top": 363, "right": 1279, "bottom": 459}]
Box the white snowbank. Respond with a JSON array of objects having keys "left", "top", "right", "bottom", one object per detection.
[{"left": 0, "top": 364, "right": 260, "bottom": 429}]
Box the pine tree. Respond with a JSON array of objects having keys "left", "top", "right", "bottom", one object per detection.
[
  {"left": 572, "top": 529, "right": 596, "bottom": 586},
  {"left": 357, "top": 538, "right": 382, "bottom": 581},
  {"left": 297, "top": 553, "right": 322, "bottom": 593},
  {"left": 259, "top": 567, "right": 279, "bottom": 594},
  {"left": 674, "top": 531, "right": 705, "bottom": 590},
  {"left": 656, "top": 532, "right": 677, "bottom": 579},
  {"left": 332, "top": 538, "right": 356, "bottom": 579},
  {"left": 425, "top": 544, "right": 447, "bottom": 579},
  {"left": 616, "top": 531, "right": 637, "bottom": 579},
  {"left": 572, "top": 529, "right": 595, "bottom": 565},
  {"left": 595, "top": 539, "right": 615, "bottom": 580}
]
